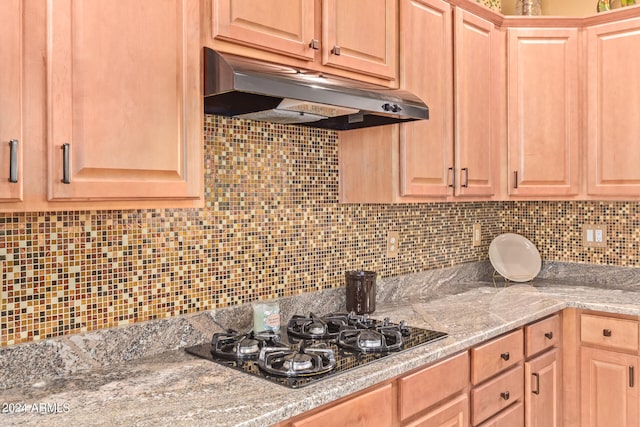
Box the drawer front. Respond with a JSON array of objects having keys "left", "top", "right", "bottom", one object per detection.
[
  {"left": 476, "top": 401, "right": 524, "bottom": 427},
  {"left": 399, "top": 352, "right": 469, "bottom": 421},
  {"left": 580, "top": 314, "right": 639, "bottom": 352},
  {"left": 471, "top": 329, "right": 524, "bottom": 384},
  {"left": 291, "top": 383, "right": 393, "bottom": 427},
  {"left": 405, "top": 393, "right": 469, "bottom": 427},
  {"left": 471, "top": 364, "right": 524, "bottom": 426},
  {"left": 525, "top": 314, "right": 560, "bottom": 357}
]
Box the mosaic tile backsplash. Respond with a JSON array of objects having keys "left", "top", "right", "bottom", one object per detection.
[{"left": 1, "top": 115, "right": 639, "bottom": 347}]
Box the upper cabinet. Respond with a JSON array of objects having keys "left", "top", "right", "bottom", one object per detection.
[
  {"left": 212, "top": 0, "right": 316, "bottom": 61},
  {"left": 339, "top": 0, "right": 502, "bottom": 203},
  {"left": 208, "top": 0, "right": 398, "bottom": 85},
  {"left": 46, "top": 0, "right": 202, "bottom": 202},
  {"left": 399, "top": 0, "right": 454, "bottom": 199},
  {"left": 452, "top": 8, "right": 502, "bottom": 198},
  {"left": 586, "top": 16, "right": 640, "bottom": 197},
  {"left": 322, "top": 0, "right": 397, "bottom": 80},
  {"left": 0, "top": 0, "right": 23, "bottom": 202},
  {"left": 507, "top": 27, "right": 580, "bottom": 198}
]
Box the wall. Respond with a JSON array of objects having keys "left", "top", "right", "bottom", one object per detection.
[
  {"left": 0, "top": 116, "right": 499, "bottom": 347},
  {"left": 2, "top": 116, "right": 640, "bottom": 348}
]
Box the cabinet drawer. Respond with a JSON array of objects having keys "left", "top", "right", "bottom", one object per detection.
[
  {"left": 471, "top": 329, "right": 524, "bottom": 384},
  {"left": 471, "top": 364, "right": 524, "bottom": 426},
  {"left": 291, "top": 383, "right": 393, "bottom": 427},
  {"left": 580, "top": 314, "right": 639, "bottom": 353},
  {"left": 405, "top": 393, "right": 469, "bottom": 427},
  {"left": 525, "top": 314, "right": 560, "bottom": 357},
  {"left": 476, "top": 401, "right": 524, "bottom": 427},
  {"left": 399, "top": 352, "right": 469, "bottom": 421}
]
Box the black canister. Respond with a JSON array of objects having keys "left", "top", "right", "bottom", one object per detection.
[{"left": 345, "top": 270, "right": 376, "bottom": 315}]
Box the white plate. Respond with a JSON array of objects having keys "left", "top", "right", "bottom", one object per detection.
[{"left": 489, "top": 233, "right": 541, "bottom": 282}]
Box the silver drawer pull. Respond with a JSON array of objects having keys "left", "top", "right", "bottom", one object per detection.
[
  {"left": 61, "top": 143, "right": 71, "bottom": 184},
  {"left": 9, "top": 139, "right": 18, "bottom": 183}
]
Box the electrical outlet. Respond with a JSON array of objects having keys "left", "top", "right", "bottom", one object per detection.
[
  {"left": 583, "top": 224, "right": 607, "bottom": 248},
  {"left": 472, "top": 224, "right": 482, "bottom": 247},
  {"left": 387, "top": 231, "right": 399, "bottom": 258}
]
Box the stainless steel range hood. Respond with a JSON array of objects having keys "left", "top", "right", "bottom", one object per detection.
[{"left": 203, "top": 48, "right": 428, "bottom": 130}]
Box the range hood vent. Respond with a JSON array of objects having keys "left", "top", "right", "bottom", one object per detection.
[{"left": 203, "top": 48, "right": 428, "bottom": 131}]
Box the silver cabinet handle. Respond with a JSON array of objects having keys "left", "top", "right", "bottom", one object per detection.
[
  {"left": 461, "top": 167, "right": 469, "bottom": 188},
  {"left": 309, "top": 39, "right": 319, "bottom": 50},
  {"left": 61, "top": 143, "right": 71, "bottom": 184},
  {"left": 532, "top": 372, "right": 540, "bottom": 395},
  {"left": 9, "top": 139, "right": 18, "bottom": 183},
  {"left": 448, "top": 167, "right": 455, "bottom": 188},
  {"left": 332, "top": 46, "right": 341, "bottom": 55}
]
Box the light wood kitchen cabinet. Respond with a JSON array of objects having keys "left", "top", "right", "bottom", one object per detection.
[
  {"left": 290, "top": 383, "right": 394, "bottom": 427},
  {"left": 0, "top": 0, "right": 23, "bottom": 202},
  {"left": 399, "top": 351, "right": 469, "bottom": 423},
  {"left": 471, "top": 364, "right": 524, "bottom": 425},
  {"left": 339, "top": 0, "right": 502, "bottom": 203},
  {"left": 398, "top": 0, "right": 453, "bottom": 199},
  {"left": 525, "top": 348, "right": 560, "bottom": 427},
  {"left": 478, "top": 401, "right": 524, "bottom": 427},
  {"left": 46, "top": 0, "right": 202, "bottom": 202},
  {"left": 523, "top": 314, "right": 562, "bottom": 427},
  {"left": 209, "top": 0, "right": 397, "bottom": 85},
  {"left": 471, "top": 329, "right": 524, "bottom": 385},
  {"left": 507, "top": 27, "right": 580, "bottom": 198},
  {"left": 580, "top": 347, "right": 639, "bottom": 427},
  {"left": 470, "top": 329, "right": 525, "bottom": 426},
  {"left": 574, "top": 311, "right": 640, "bottom": 427},
  {"left": 586, "top": 16, "right": 640, "bottom": 197},
  {"left": 406, "top": 393, "right": 469, "bottom": 427},
  {"left": 451, "top": 7, "right": 501, "bottom": 198}
]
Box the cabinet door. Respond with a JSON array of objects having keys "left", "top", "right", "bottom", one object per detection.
[
  {"left": 580, "top": 347, "right": 639, "bottom": 427},
  {"left": 211, "top": 0, "right": 316, "bottom": 61},
  {"left": 291, "top": 383, "right": 393, "bottom": 427},
  {"left": 0, "top": 0, "right": 22, "bottom": 201},
  {"left": 586, "top": 18, "right": 640, "bottom": 197},
  {"left": 454, "top": 8, "right": 499, "bottom": 198},
  {"left": 406, "top": 393, "right": 469, "bottom": 427},
  {"left": 507, "top": 28, "right": 580, "bottom": 197},
  {"left": 323, "top": 0, "right": 397, "bottom": 80},
  {"left": 525, "top": 348, "right": 560, "bottom": 427},
  {"left": 399, "top": 0, "right": 453, "bottom": 198},
  {"left": 47, "top": 0, "right": 202, "bottom": 201}
]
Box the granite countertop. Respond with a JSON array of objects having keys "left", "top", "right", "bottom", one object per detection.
[{"left": 3, "top": 267, "right": 640, "bottom": 426}]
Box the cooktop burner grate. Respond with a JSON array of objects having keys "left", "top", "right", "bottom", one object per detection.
[{"left": 185, "top": 315, "right": 448, "bottom": 389}]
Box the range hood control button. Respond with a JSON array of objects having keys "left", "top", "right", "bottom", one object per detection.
[{"left": 382, "top": 103, "right": 402, "bottom": 113}]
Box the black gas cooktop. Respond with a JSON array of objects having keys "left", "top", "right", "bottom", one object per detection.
[{"left": 185, "top": 312, "right": 447, "bottom": 389}]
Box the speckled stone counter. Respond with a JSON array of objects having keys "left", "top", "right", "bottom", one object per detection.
[{"left": 2, "top": 262, "right": 640, "bottom": 426}]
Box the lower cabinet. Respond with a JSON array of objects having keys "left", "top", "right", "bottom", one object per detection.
[
  {"left": 478, "top": 401, "right": 524, "bottom": 427},
  {"left": 525, "top": 348, "right": 560, "bottom": 427},
  {"left": 290, "top": 382, "right": 394, "bottom": 427},
  {"left": 405, "top": 393, "right": 468, "bottom": 427},
  {"left": 580, "top": 346, "right": 639, "bottom": 427}
]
